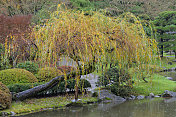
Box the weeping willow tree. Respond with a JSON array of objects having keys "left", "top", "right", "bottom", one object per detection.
[
  {"left": 13, "top": 5, "right": 158, "bottom": 101},
  {"left": 33, "top": 6, "right": 158, "bottom": 76}
]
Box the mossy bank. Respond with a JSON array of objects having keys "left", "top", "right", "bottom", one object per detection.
[{"left": 0, "top": 95, "right": 98, "bottom": 116}]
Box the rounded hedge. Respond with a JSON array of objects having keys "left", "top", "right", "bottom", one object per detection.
[
  {"left": 0, "top": 68, "right": 38, "bottom": 85},
  {"left": 16, "top": 61, "right": 39, "bottom": 74},
  {"left": 37, "top": 67, "right": 63, "bottom": 82},
  {"left": 0, "top": 82, "right": 12, "bottom": 110}
]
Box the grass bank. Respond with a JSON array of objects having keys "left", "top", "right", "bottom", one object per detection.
[
  {"left": 132, "top": 55, "right": 176, "bottom": 96},
  {"left": 132, "top": 74, "right": 176, "bottom": 96},
  {"left": 0, "top": 95, "right": 98, "bottom": 116}
]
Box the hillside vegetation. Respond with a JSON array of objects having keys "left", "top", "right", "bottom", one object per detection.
[{"left": 0, "top": 0, "right": 175, "bottom": 19}]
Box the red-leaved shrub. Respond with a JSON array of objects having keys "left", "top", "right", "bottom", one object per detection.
[{"left": 0, "top": 14, "right": 37, "bottom": 63}]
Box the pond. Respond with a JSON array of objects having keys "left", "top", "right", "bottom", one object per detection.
[{"left": 18, "top": 97, "right": 176, "bottom": 117}]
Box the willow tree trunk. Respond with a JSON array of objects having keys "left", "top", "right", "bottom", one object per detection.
[
  {"left": 74, "top": 75, "right": 81, "bottom": 101},
  {"left": 13, "top": 62, "right": 95, "bottom": 101}
]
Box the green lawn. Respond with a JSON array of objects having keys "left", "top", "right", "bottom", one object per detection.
[{"left": 132, "top": 74, "right": 176, "bottom": 96}]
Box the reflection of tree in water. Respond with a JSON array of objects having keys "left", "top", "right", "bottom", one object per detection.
[
  {"left": 131, "top": 100, "right": 165, "bottom": 117},
  {"left": 20, "top": 96, "right": 176, "bottom": 117}
]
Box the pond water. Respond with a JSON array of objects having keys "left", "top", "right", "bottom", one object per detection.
[{"left": 18, "top": 98, "right": 176, "bottom": 117}]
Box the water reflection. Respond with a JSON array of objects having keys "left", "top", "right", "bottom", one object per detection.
[{"left": 18, "top": 98, "right": 176, "bottom": 117}]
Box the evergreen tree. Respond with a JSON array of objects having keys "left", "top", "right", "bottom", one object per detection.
[{"left": 153, "top": 11, "right": 176, "bottom": 58}]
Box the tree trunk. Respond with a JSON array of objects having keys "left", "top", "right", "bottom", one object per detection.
[
  {"left": 13, "top": 62, "right": 95, "bottom": 101},
  {"left": 160, "top": 33, "right": 164, "bottom": 58},
  {"left": 161, "top": 44, "right": 164, "bottom": 58},
  {"left": 75, "top": 77, "right": 79, "bottom": 101}
]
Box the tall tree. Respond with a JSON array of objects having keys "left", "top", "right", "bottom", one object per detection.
[
  {"left": 153, "top": 11, "right": 176, "bottom": 58},
  {"left": 11, "top": 8, "right": 158, "bottom": 101}
]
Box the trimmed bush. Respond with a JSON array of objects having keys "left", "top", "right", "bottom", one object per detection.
[
  {"left": 0, "top": 68, "right": 38, "bottom": 85},
  {"left": 16, "top": 61, "right": 39, "bottom": 74},
  {"left": 57, "top": 66, "right": 76, "bottom": 73},
  {"left": 37, "top": 67, "right": 63, "bottom": 82},
  {"left": 0, "top": 82, "right": 12, "bottom": 110}
]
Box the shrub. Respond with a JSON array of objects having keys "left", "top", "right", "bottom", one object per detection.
[
  {"left": 0, "top": 82, "right": 12, "bottom": 110},
  {"left": 0, "top": 15, "right": 32, "bottom": 42},
  {"left": 57, "top": 66, "right": 76, "bottom": 73},
  {"left": 16, "top": 61, "right": 39, "bottom": 74},
  {"left": 0, "top": 68, "right": 38, "bottom": 85},
  {"left": 78, "top": 79, "right": 91, "bottom": 91},
  {"left": 0, "top": 15, "right": 37, "bottom": 64},
  {"left": 97, "top": 67, "right": 132, "bottom": 97},
  {"left": 110, "top": 83, "right": 132, "bottom": 97},
  {"left": 36, "top": 67, "right": 63, "bottom": 82},
  {"left": 97, "top": 67, "right": 131, "bottom": 86}
]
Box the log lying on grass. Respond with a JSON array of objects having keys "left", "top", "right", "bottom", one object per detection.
[{"left": 13, "top": 62, "right": 95, "bottom": 101}]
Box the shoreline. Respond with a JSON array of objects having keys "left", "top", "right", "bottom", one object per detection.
[{"left": 0, "top": 95, "right": 98, "bottom": 116}]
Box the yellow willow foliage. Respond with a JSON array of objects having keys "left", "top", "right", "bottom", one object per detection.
[{"left": 32, "top": 8, "right": 158, "bottom": 80}]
